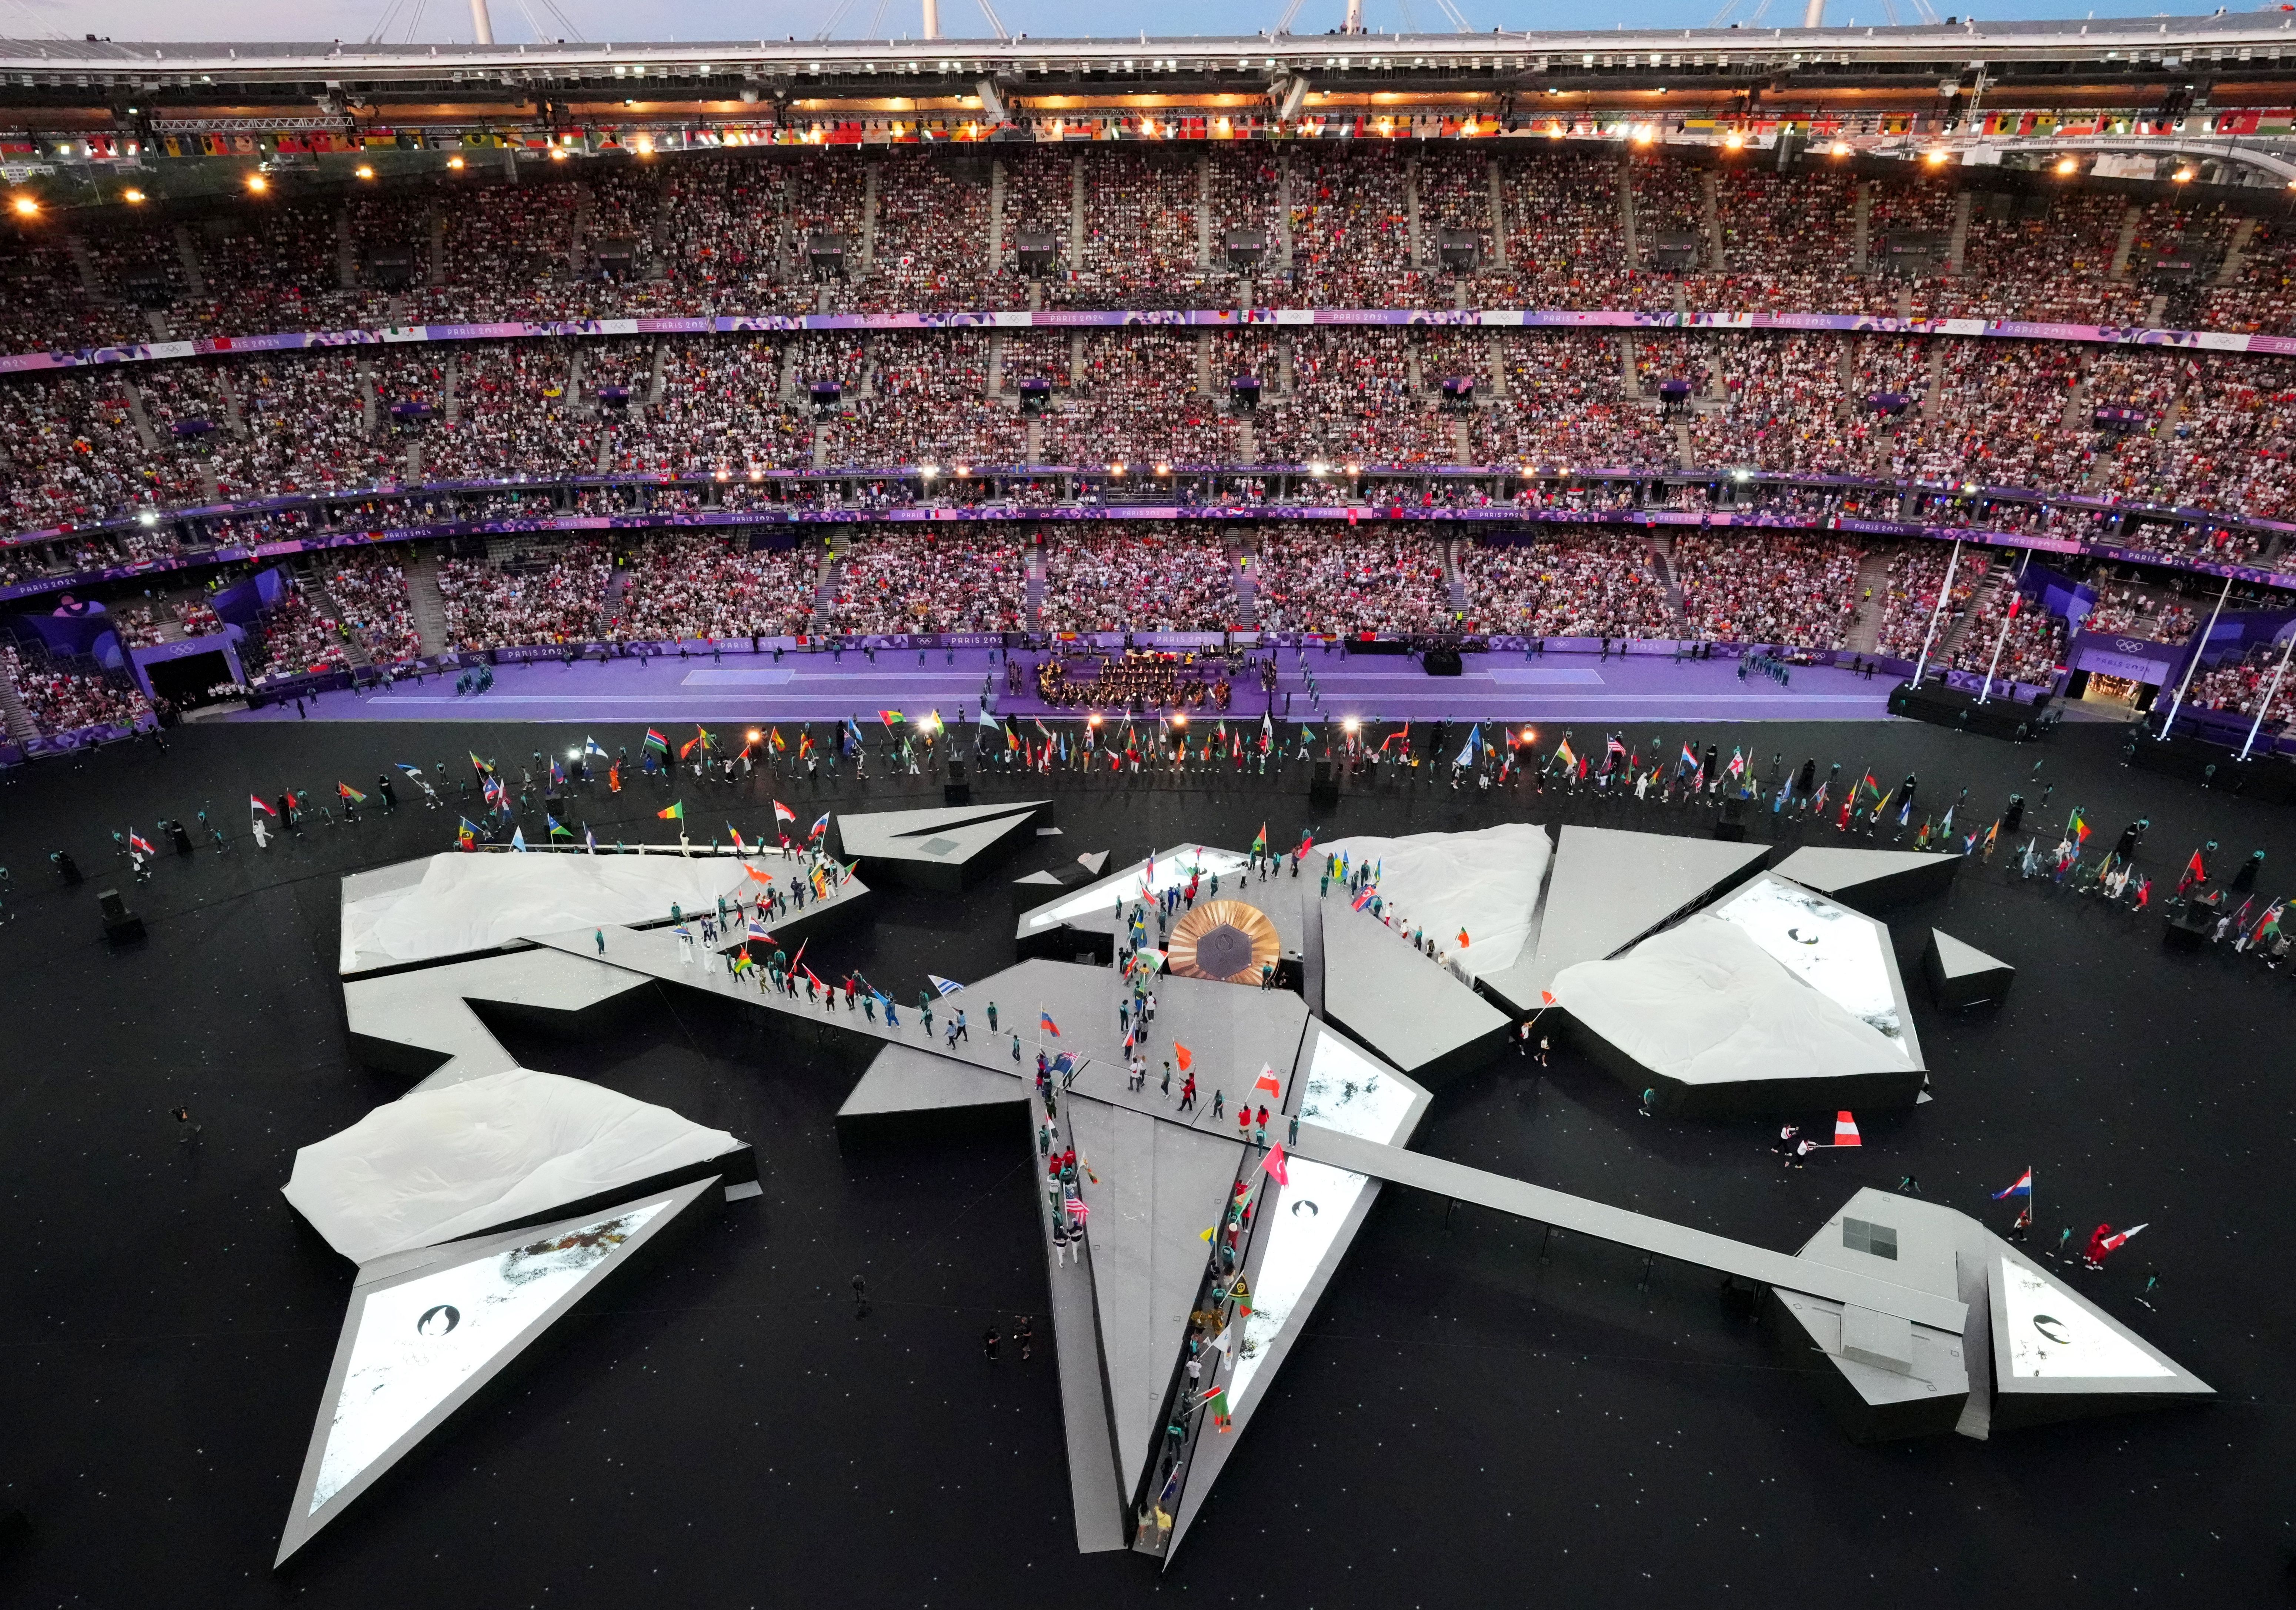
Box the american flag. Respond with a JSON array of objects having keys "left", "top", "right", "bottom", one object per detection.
[{"left": 1065, "top": 1195, "right": 1089, "bottom": 1221}]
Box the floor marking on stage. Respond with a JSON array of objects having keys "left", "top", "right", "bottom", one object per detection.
[{"left": 679, "top": 669, "right": 795, "bottom": 686}]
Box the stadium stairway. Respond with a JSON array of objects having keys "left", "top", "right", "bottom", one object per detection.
[
  {"left": 0, "top": 658, "right": 36, "bottom": 746},
  {"left": 1231, "top": 533, "right": 1258, "bottom": 629},
  {"left": 1846, "top": 548, "right": 1892, "bottom": 655},
  {"left": 403, "top": 550, "right": 450, "bottom": 658},
  {"left": 1643, "top": 534, "right": 1688, "bottom": 636},
  {"left": 597, "top": 566, "right": 632, "bottom": 637},
  {"left": 1936, "top": 567, "right": 2007, "bottom": 663},
  {"left": 1024, "top": 540, "right": 1046, "bottom": 627},
  {"left": 303, "top": 572, "right": 372, "bottom": 670}
]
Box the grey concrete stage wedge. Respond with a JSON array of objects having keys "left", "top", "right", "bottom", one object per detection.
[
  {"left": 1923, "top": 927, "right": 2016, "bottom": 1007},
  {"left": 344, "top": 946, "right": 655, "bottom": 1088},
  {"left": 1551, "top": 871, "right": 1928, "bottom": 1116},
  {"left": 830, "top": 798, "right": 1054, "bottom": 890},
  {"left": 1482, "top": 824, "right": 1769, "bottom": 1014},
  {"left": 1774, "top": 844, "right": 1962, "bottom": 913},
  {"left": 276, "top": 1175, "right": 721, "bottom": 1566}
]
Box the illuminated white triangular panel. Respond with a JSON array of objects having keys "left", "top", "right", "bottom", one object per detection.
[{"left": 277, "top": 1177, "right": 714, "bottom": 1564}]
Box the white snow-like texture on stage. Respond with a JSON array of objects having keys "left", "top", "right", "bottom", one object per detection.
[
  {"left": 1315, "top": 822, "right": 1549, "bottom": 979},
  {"left": 1549, "top": 916, "right": 1907, "bottom": 1087},
  {"left": 281, "top": 1068, "right": 740, "bottom": 1262},
  {"left": 340, "top": 851, "right": 751, "bottom": 971}
]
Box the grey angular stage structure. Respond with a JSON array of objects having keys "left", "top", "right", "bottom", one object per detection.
[
  {"left": 1772, "top": 844, "right": 1960, "bottom": 913},
  {"left": 1923, "top": 928, "right": 2016, "bottom": 1007},
  {"left": 300, "top": 832, "right": 2206, "bottom": 1570},
  {"left": 1770, "top": 1188, "right": 2210, "bottom": 1442},
  {"left": 276, "top": 1060, "right": 754, "bottom": 1563},
  {"left": 1551, "top": 870, "right": 1928, "bottom": 1116},
  {"left": 831, "top": 799, "right": 1053, "bottom": 891}
]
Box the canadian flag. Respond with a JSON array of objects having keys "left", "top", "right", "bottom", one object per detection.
[{"left": 1832, "top": 1111, "right": 1863, "bottom": 1148}]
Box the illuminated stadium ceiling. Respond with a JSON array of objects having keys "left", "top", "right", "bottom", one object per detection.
[{"left": 6, "top": 14, "right": 2296, "bottom": 119}]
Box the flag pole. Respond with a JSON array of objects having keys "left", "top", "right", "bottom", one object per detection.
[
  {"left": 1909, "top": 537, "right": 1961, "bottom": 689},
  {"left": 2156, "top": 571, "right": 2235, "bottom": 742}
]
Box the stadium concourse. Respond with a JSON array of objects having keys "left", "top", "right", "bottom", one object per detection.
[{"left": 8, "top": 50, "right": 2296, "bottom": 1605}]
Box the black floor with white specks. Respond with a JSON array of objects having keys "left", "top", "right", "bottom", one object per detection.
[{"left": 0, "top": 717, "right": 2288, "bottom": 1606}]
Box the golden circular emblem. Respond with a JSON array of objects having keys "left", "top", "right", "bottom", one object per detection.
[{"left": 1167, "top": 900, "right": 1281, "bottom": 984}]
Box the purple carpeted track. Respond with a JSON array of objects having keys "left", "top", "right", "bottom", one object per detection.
[{"left": 226, "top": 646, "right": 1900, "bottom": 726}]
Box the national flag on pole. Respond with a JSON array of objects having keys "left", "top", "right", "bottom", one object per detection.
[
  {"left": 1252, "top": 1064, "right": 1282, "bottom": 1103},
  {"left": 547, "top": 814, "right": 572, "bottom": 839},
  {"left": 1552, "top": 738, "right": 1578, "bottom": 771},
  {"left": 1174, "top": 1043, "right": 1194, "bottom": 1073},
  {"left": 773, "top": 800, "right": 797, "bottom": 825},
  {"left": 1251, "top": 823, "right": 1267, "bottom": 856},
  {"left": 396, "top": 762, "right": 424, "bottom": 779},
  {"left": 1039, "top": 1010, "right": 1061, "bottom": 1037},
  {"left": 927, "top": 974, "right": 965, "bottom": 995},
  {"left": 658, "top": 800, "right": 685, "bottom": 821},
  {"left": 878, "top": 709, "right": 906, "bottom": 728},
  {"left": 1725, "top": 747, "right": 1746, "bottom": 778},
  {"left": 1065, "top": 1194, "right": 1089, "bottom": 1222},
  {"left": 548, "top": 758, "right": 565, "bottom": 788},
  {"left": 248, "top": 793, "right": 277, "bottom": 815},
  {"left": 769, "top": 727, "right": 787, "bottom": 753},
  {"left": 1678, "top": 742, "right": 1698, "bottom": 774},
  {"left": 2180, "top": 849, "right": 2206, "bottom": 891},
  {"left": 642, "top": 728, "right": 669, "bottom": 754},
  {"left": 2068, "top": 807, "right": 2091, "bottom": 844},
  {"left": 510, "top": 826, "right": 527, "bottom": 851},
  {"left": 583, "top": 736, "right": 608, "bottom": 758},
  {"left": 2098, "top": 1223, "right": 2148, "bottom": 1254},
  {"left": 1832, "top": 1111, "right": 1862, "bottom": 1147},
  {"left": 1264, "top": 1142, "right": 1290, "bottom": 1186},
  {"left": 128, "top": 830, "right": 155, "bottom": 854},
  {"left": 679, "top": 736, "right": 700, "bottom": 761},
  {"left": 1993, "top": 1168, "right": 2033, "bottom": 1199},
  {"left": 747, "top": 917, "right": 772, "bottom": 943},
  {"left": 457, "top": 817, "right": 478, "bottom": 849},
  {"left": 337, "top": 782, "right": 366, "bottom": 803},
  {"left": 729, "top": 824, "right": 750, "bottom": 854},
  {"left": 809, "top": 811, "right": 830, "bottom": 841},
  {"left": 470, "top": 751, "right": 495, "bottom": 774}
]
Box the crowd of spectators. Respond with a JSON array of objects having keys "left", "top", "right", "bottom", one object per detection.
[
  {"left": 608, "top": 533, "right": 822, "bottom": 641},
  {"left": 321, "top": 551, "right": 424, "bottom": 663},
  {"left": 239, "top": 581, "right": 350, "bottom": 680},
  {"left": 1040, "top": 526, "right": 1239, "bottom": 632},
  {"left": 818, "top": 531, "right": 1028, "bottom": 634},
  {"left": 437, "top": 538, "right": 613, "bottom": 649},
  {"left": 18, "top": 149, "right": 2296, "bottom": 345},
  {"left": 1672, "top": 531, "right": 1864, "bottom": 647},
  {"left": 1457, "top": 531, "right": 1672, "bottom": 637},
  {"left": 1874, "top": 541, "right": 1990, "bottom": 660},
  {"left": 3, "top": 642, "right": 152, "bottom": 735},
  {"left": 1251, "top": 526, "right": 1451, "bottom": 634},
  {"left": 1948, "top": 577, "right": 2068, "bottom": 686},
  {"left": 2182, "top": 645, "right": 2296, "bottom": 727}
]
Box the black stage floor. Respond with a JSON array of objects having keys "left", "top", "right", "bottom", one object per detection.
[{"left": 0, "top": 719, "right": 2289, "bottom": 1606}]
